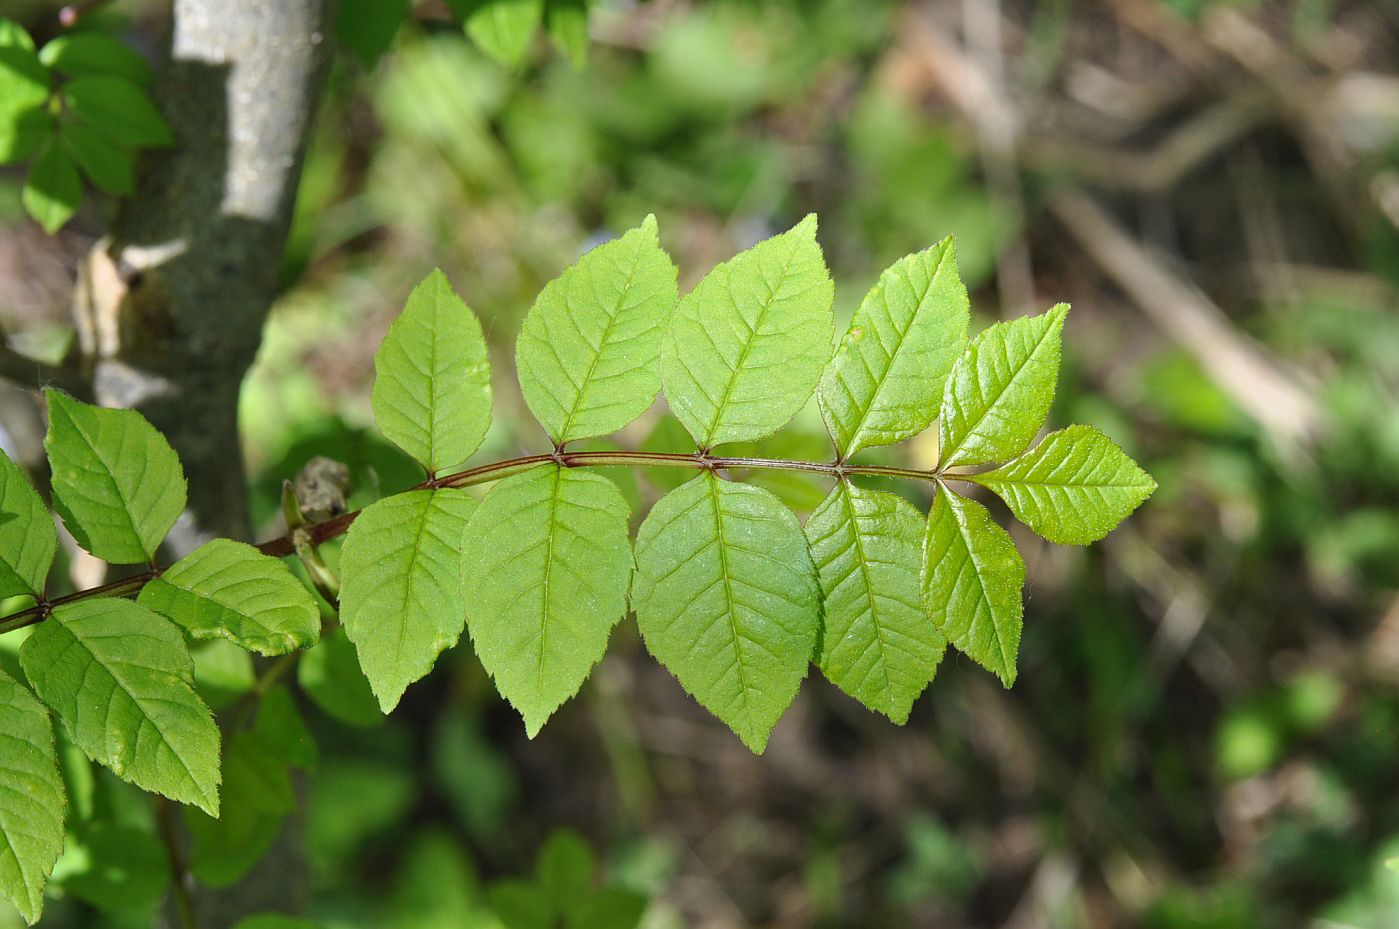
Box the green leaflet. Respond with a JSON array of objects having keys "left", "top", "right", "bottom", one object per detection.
[
  {"left": 44, "top": 389, "right": 187, "bottom": 564},
  {"left": 633, "top": 473, "right": 820, "bottom": 752},
  {"left": 63, "top": 75, "right": 172, "bottom": 148},
  {"left": 336, "top": 0, "right": 411, "bottom": 67},
  {"left": 805, "top": 483, "right": 945, "bottom": 723},
  {"left": 0, "top": 670, "right": 65, "bottom": 925},
  {"left": 137, "top": 539, "right": 321, "bottom": 656},
  {"left": 464, "top": 466, "right": 632, "bottom": 736},
  {"left": 20, "top": 599, "right": 221, "bottom": 814},
  {"left": 340, "top": 488, "right": 476, "bottom": 712},
  {"left": 544, "top": 0, "right": 589, "bottom": 66},
  {"left": 516, "top": 215, "right": 679, "bottom": 445},
  {"left": 922, "top": 487, "right": 1026, "bottom": 686},
  {"left": 0, "top": 451, "right": 54, "bottom": 600},
  {"left": 22, "top": 139, "right": 81, "bottom": 234},
  {"left": 456, "top": 0, "right": 543, "bottom": 68},
  {"left": 819, "top": 239, "right": 969, "bottom": 458},
  {"left": 969, "top": 425, "right": 1157, "bottom": 545},
  {"left": 38, "top": 33, "right": 154, "bottom": 85},
  {"left": 61, "top": 120, "right": 134, "bottom": 196},
  {"left": 372, "top": 269, "right": 493, "bottom": 473},
  {"left": 660, "top": 216, "right": 835, "bottom": 449},
  {"left": 938, "top": 303, "right": 1068, "bottom": 469}
]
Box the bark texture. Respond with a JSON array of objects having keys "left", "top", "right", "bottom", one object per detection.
[{"left": 72, "top": 0, "right": 333, "bottom": 550}]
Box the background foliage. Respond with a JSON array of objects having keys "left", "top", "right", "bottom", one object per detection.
[{"left": 1, "top": 0, "right": 1397, "bottom": 927}]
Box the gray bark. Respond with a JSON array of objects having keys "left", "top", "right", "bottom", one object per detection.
[{"left": 72, "top": 0, "right": 334, "bottom": 550}]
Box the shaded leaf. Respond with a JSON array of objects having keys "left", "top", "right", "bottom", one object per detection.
[
  {"left": 464, "top": 467, "right": 631, "bottom": 736},
  {"left": 298, "top": 626, "right": 384, "bottom": 728},
  {"left": 0, "top": 670, "right": 65, "bottom": 925},
  {"left": 39, "top": 34, "right": 153, "bottom": 85},
  {"left": 336, "top": 0, "right": 411, "bottom": 67},
  {"left": 544, "top": 0, "right": 589, "bottom": 67},
  {"left": 138, "top": 539, "right": 321, "bottom": 655},
  {"left": 660, "top": 216, "right": 835, "bottom": 448},
  {"left": 921, "top": 487, "right": 1025, "bottom": 686},
  {"left": 22, "top": 140, "right": 80, "bottom": 233},
  {"left": 20, "top": 599, "right": 221, "bottom": 813},
  {"left": 820, "top": 238, "right": 968, "bottom": 458},
  {"left": 372, "top": 269, "right": 493, "bottom": 473},
  {"left": 64, "top": 75, "right": 172, "bottom": 147},
  {"left": 340, "top": 488, "right": 476, "bottom": 711},
  {"left": 938, "top": 304, "right": 1068, "bottom": 469},
  {"left": 516, "top": 215, "right": 679, "bottom": 445},
  {"left": 805, "top": 482, "right": 945, "bottom": 722},
  {"left": 633, "top": 473, "right": 820, "bottom": 752},
  {"left": 969, "top": 425, "right": 1156, "bottom": 544},
  {"left": 60, "top": 120, "right": 133, "bottom": 195}
]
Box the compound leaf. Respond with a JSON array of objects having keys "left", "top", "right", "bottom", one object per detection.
[
  {"left": 456, "top": 0, "right": 543, "bottom": 68},
  {"left": 516, "top": 215, "right": 679, "bottom": 445},
  {"left": 20, "top": 599, "right": 221, "bottom": 814},
  {"left": 969, "top": 425, "right": 1157, "bottom": 544},
  {"left": 0, "top": 450, "right": 54, "bottom": 600},
  {"left": 820, "top": 239, "right": 968, "bottom": 458},
  {"left": 138, "top": 539, "right": 321, "bottom": 656},
  {"left": 44, "top": 389, "right": 187, "bottom": 564},
  {"left": 340, "top": 488, "right": 476, "bottom": 713},
  {"left": 805, "top": 483, "right": 945, "bottom": 723},
  {"left": 660, "top": 216, "right": 834, "bottom": 448},
  {"left": 372, "top": 269, "right": 493, "bottom": 473},
  {"left": 63, "top": 75, "right": 172, "bottom": 148},
  {"left": 921, "top": 487, "right": 1025, "bottom": 686},
  {"left": 22, "top": 139, "right": 80, "bottom": 234},
  {"left": 938, "top": 303, "right": 1068, "bottom": 469},
  {"left": 0, "top": 670, "right": 65, "bottom": 925},
  {"left": 464, "top": 467, "right": 631, "bottom": 736},
  {"left": 633, "top": 473, "right": 820, "bottom": 752}
]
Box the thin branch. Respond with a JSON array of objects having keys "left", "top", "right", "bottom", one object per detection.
[
  {"left": 0, "top": 449, "right": 951, "bottom": 633},
  {"left": 155, "top": 796, "right": 200, "bottom": 929}
]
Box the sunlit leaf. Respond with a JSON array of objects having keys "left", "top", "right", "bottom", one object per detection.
[
  {"left": 0, "top": 450, "right": 54, "bottom": 600},
  {"left": 0, "top": 670, "right": 65, "bottom": 925}
]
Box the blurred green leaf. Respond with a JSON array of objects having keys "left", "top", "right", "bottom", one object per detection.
[
  {"left": 60, "top": 120, "right": 133, "bottom": 195},
  {"left": 22, "top": 139, "right": 81, "bottom": 233},
  {"left": 536, "top": 830, "right": 594, "bottom": 911},
  {"left": 58, "top": 823, "right": 168, "bottom": 913},
  {"left": 297, "top": 625, "right": 385, "bottom": 728},
  {"left": 39, "top": 34, "right": 153, "bottom": 85},
  {"left": 544, "top": 0, "right": 588, "bottom": 67},
  {"left": 64, "top": 75, "right": 172, "bottom": 148},
  {"left": 455, "top": 0, "right": 543, "bottom": 69},
  {"left": 336, "top": 0, "right": 411, "bottom": 67}
]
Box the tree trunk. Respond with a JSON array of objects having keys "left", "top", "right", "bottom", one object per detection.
[{"left": 72, "top": 0, "right": 334, "bottom": 550}]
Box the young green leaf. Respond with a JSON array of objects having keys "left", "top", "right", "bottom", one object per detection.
[
  {"left": 0, "top": 450, "right": 54, "bottom": 600},
  {"left": 60, "top": 121, "right": 134, "bottom": 196},
  {"left": 660, "top": 216, "right": 835, "bottom": 448},
  {"left": 633, "top": 473, "right": 820, "bottom": 752},
  {"left": 921, "top": 487, "right": 1026, "bottom": 686},
  {"left": 464, "top": 466, "right": 632, "bottom": 736},
  {"left": 516, "top": 215, "right": 679, "bottom": 445},
  {"left": 0, "top": 670, "right": 65, "bottom": 926},
  {"left": 44, "top": 389, "right": 187, "bottom": 564},
  {"left": 571, "top": 888, "right": 649, "bottom": 929},
  {"left": 340, "top": 488, "right": 476, "bottom": 712},
  {"left": 63, "top": 75, "right": 172, "bottom": 147},
  {"left": 20, "top": 599, "right": 221, "bottom": 814},
  {"left": 968, "top": 425, "right": 1157, "bottom": 544},
  {"left": 0, "top": 37, "right": 52, "bottom": 164},
  {"left": 819, "top": 238, "right": 969, "bottom": 458},
  {"left": 137, "top": 539, "right": 321, "bottom": 656},
  {"left": 938, "top": 303, "right": 1068, "bottom": 469},
  {"left": 372, "top": 269, "right": 493, "bottom": 473},
  {"left": 38, "top": 34, "right": 154, "bottom": 85},
  {"left": 544, "top": 0, "right": 589, "bottom": 67},
  {"left": 232, "top": 917, "right": 319, "bottom": 929},
  {"left": 536, "top": 830, "right": 594, "bottom": 911},
  {"left": 22, "top": 139, "right": 81, "bottom": 233},
  {"left": 456, "top": 0, "right": 543, "bottom": 68},
  {"left": 805, "top": 483, "right": 945, "bottom": 723}
]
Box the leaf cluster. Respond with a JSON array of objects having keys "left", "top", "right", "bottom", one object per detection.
[
  {"left": 0, "top": 19, "right": 171, "bottom": 231},
  {"left": 0, "top": 215, "right": 1153, "bottom": 922}
]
